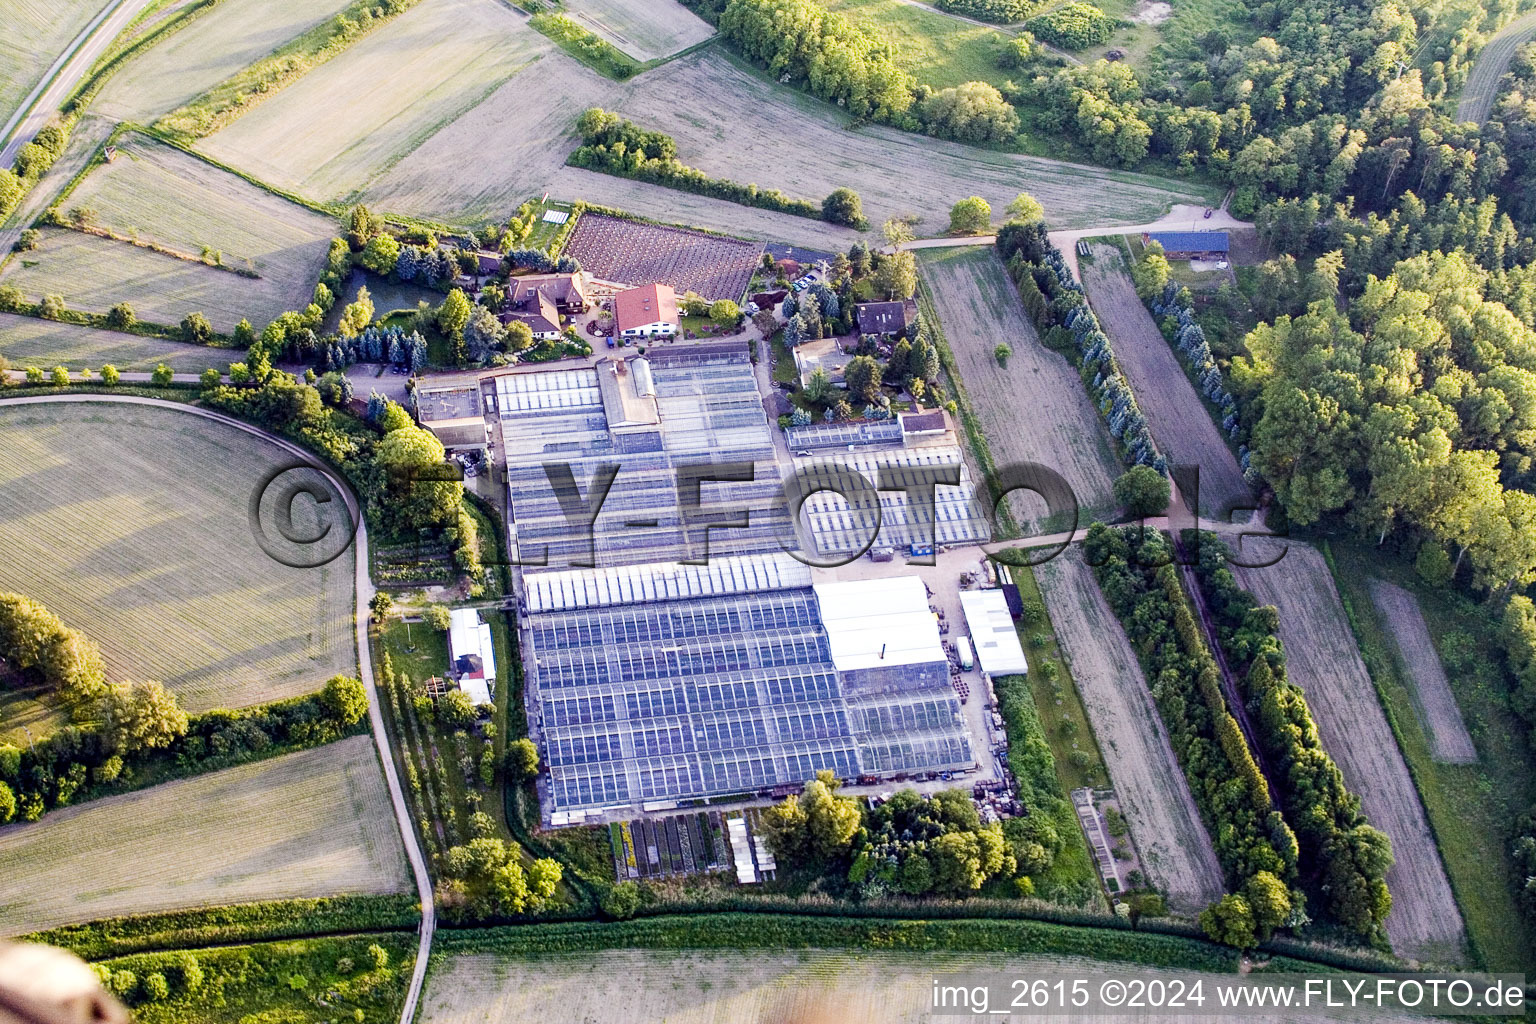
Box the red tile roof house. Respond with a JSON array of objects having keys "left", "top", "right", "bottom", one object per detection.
[
  {"left": 613, "top": 283, "right": 679, "bottom": 340},
  {"left": 501, "top": 272, "right": 589, "bottom": 339}
]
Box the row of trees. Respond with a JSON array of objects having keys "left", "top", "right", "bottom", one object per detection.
[
  {"left": 570, "top": 109, "right": 866, "bottom": 225},
  {"left": 0, "top": 592, "right": 107, "bottom": 710},
  {"left": 1188, "top": 533, "right": 1393, "bottom": 939},
  {"left": 1085, "top": 525, "right": 1302, "bottom": 948}
]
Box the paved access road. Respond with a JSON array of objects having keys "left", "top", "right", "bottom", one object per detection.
[{"left": 0, "top": 0, "right": 158, "bottom": 168}]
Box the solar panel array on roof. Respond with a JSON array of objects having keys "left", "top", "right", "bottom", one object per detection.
[
  {"left": 498, "top": 351, "right": 790, "bottom": 568},
  {"left": 526, "top": 581, "right": 974, "bottom": 813},
  {"left": 795, "top": 445, "right": 989, "bottom": 555}
]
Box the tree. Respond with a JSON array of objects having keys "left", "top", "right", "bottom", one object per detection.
[
  {"left": 180, "top": 312, "right": 213, "bottom": 344},
  {"left": 919, "top": 82, "right": 1019, "bottom": 143},
  {"left": 874, "top": 250, "right": 918, "bottom": 299},
  {"left": 849, "top": 241, "right": 871, "bottom": 278},
  {"left": 709, "top": 299, "right": 740, "bottom": 324},
  {"left": 320, "top": 675, "right": 369, "bottom": 726},
  {"left": 437, "top": 288, "right": 473, "bottom": 339},
  {"left": 106, "top": 302, "right": 136, "bottom": 330},
  {"left": 49, "top": 366, "right": 69, "bottom": 386},
  {"left": 1006, "top": 192, "right": 1045, "bottom": 223},
  {"left": 339, "top": 287, "right": 374, "bottom": 338},
  {"left": 1242, "top": 870, "right": 1292, "bottom": 940},
  {"left": 40, "top": 294, "right": 65, "bottom": 320},
  {"left": 437, "top": 688, "right": 477, "bottom": 728},
  {"left": 1200, "top": 892, "right": 1256, "bottom": 947},
  {"left": 100, "top": 364, "right": 118, "bottom": 386},
  {"left": 151, "top": 364, "right": 173, "bottom": 386},
  {"left": 377, "top": 400, "right": 412, "bottom": 433},
  {"left": 843, "top": 354, "right": 882, "bottom": 404},
  {"left": 1114, "top": 465, "right": 1170, "bottom": 516},
  {"left": 425, "top": 604, "right": 453, "bottom": 631},
  {"left": 994, "top": 343, "right": 1012, "bottom": 366},
  {"left": 0, "top": 781, "right": 13, "bottom": 825},
  {"left": 822, "top": 187, "right": 864, "bottom": 226},
  {"left": 882, "top": 218, "right": 914, "bottom": 249},
  {"left": 948, "top": 196, "right": 992, "bottom": 235},
  {"left": 506, "top": 737, "right": 540, "bottom": 780},
  {"left": 802, "top": 366, "right": 834, "bottom": 404},
  {"left": 760, "top": 792, "right": 810, "bottom": 861},
  {"left": 1132, "top": 241, "right": 1171, "bottom": 299},
  {"left": 374, "top": 425, "right": 463, "bottom": 533},
  {"left": 102, "top": 681, "right": 188, "bottom": 754},
  {"left": 360, "top": 233, "right": 401, "bottom": 276},
  {"left": 801, "top": 771, "right": 860, "bottom": 859},
  {"left": 600, "top": 880, "right": 640, "bottom": 919},
  {"left": 462, "top": 304, "right": 505, "bottom": 364},
  {"left": 504, "top": 319, "right": 534, "bottom": 353}
]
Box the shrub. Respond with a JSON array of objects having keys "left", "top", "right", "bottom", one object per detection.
[
  {"left": 1025, "top": 2, "right": 1113, "bottom": 49},
  {"left": 822, "top": 187, "right": 865, "bottom": 226},
  {"left": 1113, "top": 465, "right": 1170, "bottom": 517},
  {"left": 949, "top": 196, "right": 993, "bottom": 235},
  {"left": 100, "top": 364, "right": 119, "bottom": 386},
  {"left": 180, "top": 312, "right": 213, "bottom": 344},
  {"left": 151, "top": 364, "right": 174, "bottom": 386},
  {"left": 105, "top": 302, "right": 136, "bottom": 330},
  {"left": 994, "top": 342, "right": 1012, "bottom": 366},
  {"left": 0, "top": 285, "right": 21, "bottom": 311},
  {"left": 936, "top": 0, "right": 1037, "bottom": 21},
  {"left": 50, "top": 366, "right": 70, "bottom": 386},
  {"left": 40, "top": 294, "right": 65, "bottom": 320}
]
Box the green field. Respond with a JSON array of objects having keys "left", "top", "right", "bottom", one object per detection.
[
  {"left": 0, "top": 736, "right": 408, "bottom": 936},
  {"left": 0, "top": 401, "right": 356, "bottom": 712},
  {"left": 822, "top": 0, "right": 1015, "bottom": 91},
  {"left": 0, "top": 0, "right": 107, "bottom": 126},
  {"left": 1326, "top": 540, "right": 1536, "bottom": 971}
]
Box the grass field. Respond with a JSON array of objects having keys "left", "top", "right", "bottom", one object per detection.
[
  {"left": 1033, "top": 547, "right": 1224, "bottom": 915},
  {"left": 919, "top": 246, "right": 1120, "bottom": 528},
  {"left": 0, "top": 401, "right": 355, "bottom": 712},
  {"left": 0, "top": 313, "right": 223, "bottom": 372},
  {"left": 0, "top": 0, "right": 106, "bottom": 126},
  {"left": 65, "top": 134, "right": 336, "bottom": 293},
  {"left": 821, "top": 0, "right": 1013, "bottom": 91},
  {"left": 419, "top": 946, "right": 1427, "bottom": 1023},
  {"left": 90, "top": 0, "right": 357, "bottom": 123},
  {"left": 1078, "top": 242, "right": 1250, "bottom": 516},
  {"left": 560, "top": 0, "right": 713, "bottom": 62},
  {"left": 0, "top": 736, "right": 407, "bottom": 936},
  {"left": 1327, "top": 540, "right": 1536, "bottom": 972},
  {"left": 198, "top": 0, "right": 547, "bottom": 203},
  {"left": 1368, "top": 580, "right": 1477, "bottom": 765},
  {"left": 0, "top": 226, "right": 307, "bottom": 333},
  {"left": 1237, "top": 541, "right": 1465, "bottom": 966}
]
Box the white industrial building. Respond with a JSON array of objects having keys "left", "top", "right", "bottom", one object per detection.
[
  {"left": 958, "top": 589, "right": 1028, "bottom": 678},
  {"left": 811, "top": 576, "right": 944, "bottom": 672}
]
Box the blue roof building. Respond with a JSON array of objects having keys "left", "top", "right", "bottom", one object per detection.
[{"left": 1145, "top": 231, "right": 1229, "bottom": 256}]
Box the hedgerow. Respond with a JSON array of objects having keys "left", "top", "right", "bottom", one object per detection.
[{"left": 26, "top": 896, "right": 420, "bottom": 960}]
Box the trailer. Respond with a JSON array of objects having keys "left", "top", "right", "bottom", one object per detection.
[{"left": 956, "top": 636, "right": 974, "bottom": 671}]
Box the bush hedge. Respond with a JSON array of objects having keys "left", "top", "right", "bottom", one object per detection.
[
  {"left": 935, "top": 0, "right": 1039, "bottom": 22},
  {"left": 1026, "top": 2, "right": 1114, "bottom": 49}
]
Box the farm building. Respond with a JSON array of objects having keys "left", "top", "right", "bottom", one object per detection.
[
  {"left": 854, "top": 300, "right": 915, "bottom": 337},
  {"left": 520, "top": 557, "right": 972, "bottom": 817},
  {"left": 1143, "top": 231, "right": 1229, "bottom": 260},
  {"left": 415, "top": 382, "right": 488, "bottom": 451},
  {"left": 448, "top": 607, "right": 497, "bottom": 706},
  {"left": 793, "top": 337, "right": 855, "bottom": 388},
  {"left": 613, "top": 283, "right": 679, "bottom": 339},
  {"left": 496, "top": 341, "right": 788, "bottom": 568},
  {"left": 958, "top": 589, "right": 1028, "bottom": 678},
  {"left": 507, "top": 272, "right": 588, "bottom": 314}
]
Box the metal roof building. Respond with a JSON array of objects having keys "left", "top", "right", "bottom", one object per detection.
[
  {"left": 794, "top": 445, "right": 989, "bottom": 556},
  {"left": 958, "top": 589, "right": 1029, "bottom": 678}
]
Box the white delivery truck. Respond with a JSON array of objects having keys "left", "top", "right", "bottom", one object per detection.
[{"left": 956, "top": 636, "right": 974, "bottom": 672}]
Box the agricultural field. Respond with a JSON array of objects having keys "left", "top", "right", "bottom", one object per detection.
[
  {"left": 198, "top": 0, "right": 547, "bottom": 202},
  {"left": 1034, "top": 548, "right": 1224, "bottom": 915},
  {"left": 0, "top": 227, "right": 303, "bottom": 333},
  {"left": 0, "top": 314, "right": 221, "bottom": 372},
  {"left": 90, "top": 0, "right": 358, "bottom": 123},
  {"left": 563, "top": 213, "right": 763, "bottom": 300},
  {"left": 1368, "top": 581, "right": 1478, "bottom": 764},
  {"left": 419, "top": 947, "right": 1425, "bottom": 1023},
  {"left": 0, "top": 401, "right": 355, "bottom": 712},
  {"left": 0, "top": 736, "right": 408, "bottom": 936},
  {"left": 64, "top": 135, "right": 336, "bottom": 297},
  {"left": 561, "top": 0, "right": 714, "bottom": 62},
  {"left": 0, "top": 0, "right": 104, "bottom": 127},
  {"left": 364, "top": 46, "right": 1213, "bottom": 236},
  {"left": 1456, "top": 9, "right": 1536, "bottom": 123},
  {"left": 1078, "top": 242, "right": 1250, "bottom": 517},
  {"left": 1232, "top": 541, "right": 1466, "bottom": 965},
  {"left": 919, "top": 246, "right": 1120, "bottom": 529},
  {"left": 820, "top": 0, "right": 1014, "bottom": 91}
]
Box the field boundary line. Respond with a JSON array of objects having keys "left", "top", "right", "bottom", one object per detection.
[{"left": 0, "top": 393, "right": 436, "bottom": 1024}]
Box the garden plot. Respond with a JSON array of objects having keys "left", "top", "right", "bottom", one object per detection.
[
  {"left": 561, "top": 0, "right": 713, "bottom": 62},
  {"left": 562, "top": 213, "right": 762, "bottom": 300},
  {"left": 90, "top": 0, "right": 357, "bottom": 122},
  {"left": 0, "top": 0, "right": 105, "bottom": 126},
  {"left": 0, "top": 228, "right": 300, "bottom": 333},
  {"left": 198, "top": 0, "right": 546, "bottom": 202},
  {"left": 0, "top": 737, "right": 408, "bottom": 936},
  {"left": 1079, "top": 243, "right": 1249, "bottom": 517},
  {"left": 0, "top": 314, "right": 222, "bottom": 373},
  {"left": 420, "top": 947, "right": 1426, "bottom": 1023},
  {"left": 919, "top": 246, "right": 1119, "bottom": 529},
  {"left": 1234, "top": 541, "right": 1466, "bottom": 964},
  {"left": 0, "top": 401, "right": 355, "bottom": 712},
  {"left": 1368, "top": 580, "right": 1478, "bottom": 764},
  {"left": 1034, "top": 547, "right": 1223, "bottom": 915},
  {"left": 65, "top": 135, "right": 335, "bottom": 294}
]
